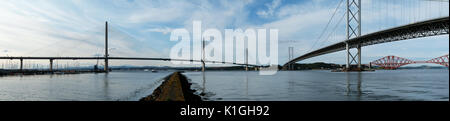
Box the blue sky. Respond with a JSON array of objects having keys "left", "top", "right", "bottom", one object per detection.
[{"left": 0, "top": 0, "right": 448, "bottom": 67}]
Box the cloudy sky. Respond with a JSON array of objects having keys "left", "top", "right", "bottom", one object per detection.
[{"left": 0, "top": 0, "right": 448, "bottom": 67}]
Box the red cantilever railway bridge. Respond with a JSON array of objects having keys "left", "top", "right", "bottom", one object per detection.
[{"left": 370, "top": 54, "right": 449, "bottom": 70}]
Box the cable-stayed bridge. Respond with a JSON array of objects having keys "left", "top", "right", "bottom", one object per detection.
[
  {"left": 0, "top": 22, "right": 259, "bottom": 72},
  {"left": 0, "top": 0, "right": 449, "bottom": 72}
]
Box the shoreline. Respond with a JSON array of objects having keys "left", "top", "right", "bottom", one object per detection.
[
  {"left": 0, "top": 69, "right": 106, "bottom": 77},
  {"left": 140, "top": 72, "right": 202, "bottom": 101}
]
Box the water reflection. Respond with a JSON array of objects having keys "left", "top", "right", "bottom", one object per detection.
[
  {"left": 0, "top": 71, "right": 173, "bottom": 101},
  {"left": 184, "top": 70, "right": 448, "bottom": 101},
  {"left": 287, "top": 71, "right": 295, "bottom": 96},
  {"left": 245, "top": 72, "right": 249, "bottom": 97},
  {"left": 201, "top": 71, "right": 206, "bottom": 95},
  {"left": 346, "top": 72, "right": 362, "bottom": 100},
  {"left": 103, "top": 73, "right": 110, "bottom": 100}
]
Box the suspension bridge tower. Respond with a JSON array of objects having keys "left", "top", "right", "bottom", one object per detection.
[
  {"left": 105, "top": 21, "right": 109, "bottom": 72},
  {"left": 345, "top": 0, "right": 362, "bottom": 71}
]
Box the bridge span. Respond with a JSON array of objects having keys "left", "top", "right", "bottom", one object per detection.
[
  {"left": 1, "top": 21, "right": 261, "bottom": 72},
  {"left": 371, "top": 54, "right": 449, "bottom": 70},
  {"left": 283, "top": 17, "right": 449, "bottom": 69},
  {"left": 0, "top": 56, "right": 260, "bottom": 71}
]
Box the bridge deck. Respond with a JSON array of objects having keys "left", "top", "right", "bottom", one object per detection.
[
  {"left": 284, "top": 17, "right": 449, "bottom": 67},
  {"left": 0, "top": 56, "right": 260, "bottom": 67}
]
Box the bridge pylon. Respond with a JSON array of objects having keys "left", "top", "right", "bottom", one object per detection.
[
  {"left": 201, "top": 38, "right": 205, "bottom": 72},
  {"left": 105, "top": 21, "right": 109, "bottom": 73},
  {"left": 288, "top": 47, "right": 294, "bottom": 70},
  {"left": 345, "top": 0, "right": 362, "bottom": 71}
]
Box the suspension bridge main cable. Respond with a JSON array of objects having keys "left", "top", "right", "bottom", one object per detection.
[
  {"left": 318, "top": 12, "right": 347, "bottom": 48},
  {"left": 306, "top": 0, "right": 345, "bottom": 53}
]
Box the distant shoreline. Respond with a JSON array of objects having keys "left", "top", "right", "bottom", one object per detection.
[{"left": 1, "top": 65, "right": 447, "bottom": 77}]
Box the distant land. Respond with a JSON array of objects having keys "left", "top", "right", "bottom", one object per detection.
[
  {"left": 396, "top": 65, "right": 449, "bottom": 69},
  {"left": 1, "top": 63, "right": 447, "bottom": 72},
  {"left": 111, "top": 63, "right": 448, "bottom": 71}
]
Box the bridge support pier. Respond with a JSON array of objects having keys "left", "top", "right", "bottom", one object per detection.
[
  {"left": 345, "top": 44, "right": 362, "bottom": 71},
  {"left": 201, "top": 61, "right": 205, "bottom": 72},
  {"left": 49, "top": 59, "right": 53, "bottom": 72},
  {"left": 346, "top": 43, "right": 350, "bottom": 69},
  {"left": 20, "top": 59, "right": 23, "bottom": 71},
  {"left": 357, "top": 44, "right": 362, "bottom": 69}
]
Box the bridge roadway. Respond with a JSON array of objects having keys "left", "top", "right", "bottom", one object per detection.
[
  {"left": 283, "top": 17, "right": 449, "bottom": 68},
  {"left": 0, "top": 56, "right": 261, "bottom": 68}
]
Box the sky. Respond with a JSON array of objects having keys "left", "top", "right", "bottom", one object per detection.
[{"left": 0, "top": 0, "right": 448, "bottom": 68}]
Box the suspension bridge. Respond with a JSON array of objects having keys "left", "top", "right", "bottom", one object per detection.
[
  {"left": 0, "top": 0, "right": 449, "bottom": 72},
  {"left": 284, "top": 0, "right": 449, "bottom": 71}
]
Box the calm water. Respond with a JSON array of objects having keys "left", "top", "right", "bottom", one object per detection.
[
  {"left": 0, "top": 69, "right": 448, "bottom": 101},
  {"left": 184, "top": 69, "right": 449, "bottom": 101},
  {"left": 0, "top": 71, "right": 172, "bottom": 101}
]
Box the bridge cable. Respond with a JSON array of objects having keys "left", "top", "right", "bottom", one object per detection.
[
  {"left": 306, "top": 0, "right": 344, "bottom": 53},
  {"left": 318, "top": 12, "right": 347, "bottom": 48}
]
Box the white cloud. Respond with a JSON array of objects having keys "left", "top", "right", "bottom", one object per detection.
[
  {"left": 127, "top": 1, "right": 190, "bottom": 23},
  {"left": 0, "top": 0, "right": 166, "bottom": 66},
  {"left": 257, "top": 0, "right": 282, "bottom": 18},
  {"left": 145, "top": 27, "right": 173, "bottom": 35},
  {"left": 0, "top": 0, "right": 447, "bottom": 67}
]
